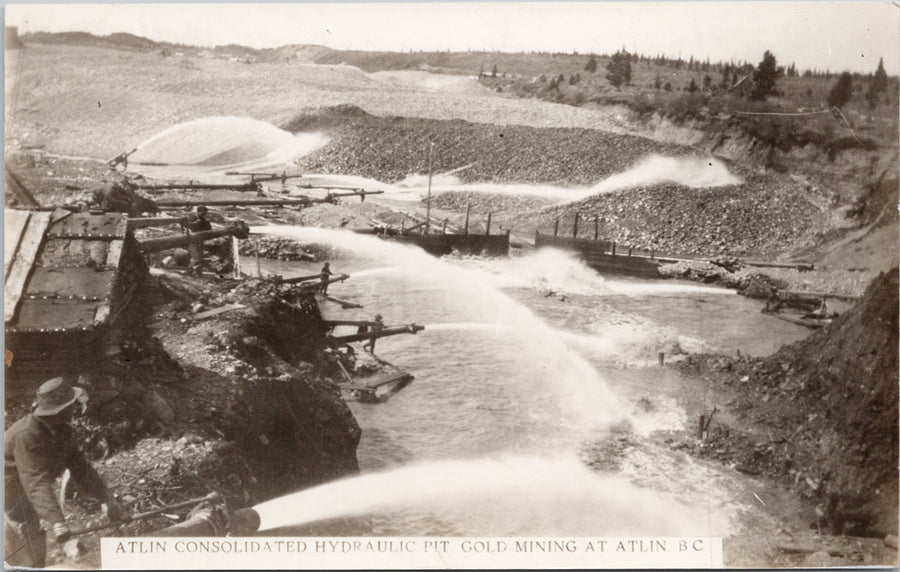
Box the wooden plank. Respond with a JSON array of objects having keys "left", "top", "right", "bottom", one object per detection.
[
  {"left": 4, "top": 210, "right": 31, "bottom": 278},
  {"left": 779, "top": 289, "right": 860, "bottom": 301},
  {"left": 192, "top": 303, "right": 246, "bottom": 320},
  {"left": 46, "top": 212, "right": 125, "bottom": 239},
  {"left": 105, "top": 239, "right": 124, "bottom": 269},
  {"left": 5, "top": 211, "right": 52, "bottom": 323},
  {"left": 363, "top": 371, "right": 412, "bottom": 389},
  {"left": 4, "top": 167, "right": 41, "bottom": 207},
  {"left": 50, "top": 208, "right": 73, "bottom": 225}
]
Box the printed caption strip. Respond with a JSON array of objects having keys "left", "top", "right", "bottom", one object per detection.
[{"left": 103, "top": 536, "right": 723, "bottom": 569}]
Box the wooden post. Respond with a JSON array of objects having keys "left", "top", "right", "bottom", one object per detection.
[
  {"left": 485, "top": 212, "right": 492, "bottom": 236},
  {"left": 658, "top": 352, "right": 665, "bottom": 367},
  {"left": 612, "top": 241, "right": 616, "bottom": 256},
  {"left": 424, "top": 141, "right": 434, "bottom": 236},
  {"left": 464, "top": 203, "right": 471, "bottom": 235},
  {"left": 554, "top": 219, "right": 559, "bottom": 237},
  {"left": 628, "top": 246, "right": 633, "bottom": 257},
  {"left": 442, "top": 219, "right": 447, "bottom": 234},
  {"left": 651, "top": 248, "right": 655, "bottom": 260},
  {"left": 400, "top": 220, "right": 405, "bottom": 234},
  {"left": 232, "top": 236, "right": 241, "bottom": 279},
  {"left": 572, "top": 212, "right": 579, "bottom": 239},
  {"left": 254, "top": 237, "right": 262, "bottom": 278},
  {"left": 699, "top": 415, "right": 706, "bottom": 439},
  {"left": 594, "top": 216, "right": 599, "bottom": 240}
]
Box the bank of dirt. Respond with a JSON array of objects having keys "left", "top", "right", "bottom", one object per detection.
[
  {"left": 5, "top": 271, "right": 362, "bottom": 568},
  {"left": 668, "top": 267, "right": 898, "bottom": 566}
]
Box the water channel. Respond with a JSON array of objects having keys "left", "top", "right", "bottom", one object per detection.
[{"left": 247, "top": 227, "right": 812, "bottom": 538}]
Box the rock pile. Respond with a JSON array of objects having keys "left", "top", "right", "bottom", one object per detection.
[
  {"left": 238, "top": 235, "right": 316, "bottom": 261},
  {"left": 532, "top": 174, "right": 826, "bottom": 257},
  {"left": 286, "top": 107, "right": 691, "bottom": 185},
  {"left": 430, "top": 191, "right": 555, "bottom": 214}
]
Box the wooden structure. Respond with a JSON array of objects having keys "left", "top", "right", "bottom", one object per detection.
[
  {"left": 361, "top": 209, "right": 510, "bottom": 257},
  {"left": 534, "top": 213, "right": 816, "bottom": 279},
  {"left": 383, "top": 231, "right": 510, "bottom": 257},
  {"left": 5, "top": 209, "right": 148, "bottom": 392}
]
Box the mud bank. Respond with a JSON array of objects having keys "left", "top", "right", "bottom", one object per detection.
[
  {"left": 5, "top": 273, "right": 361, "bottom": 567},
  {"left": 670, "top": 268, "right": 898, "bottom": 563}
]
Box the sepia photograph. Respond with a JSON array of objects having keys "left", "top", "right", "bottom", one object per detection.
[{"left": 3, "top": 1, "right": 898, "bottom": 568}]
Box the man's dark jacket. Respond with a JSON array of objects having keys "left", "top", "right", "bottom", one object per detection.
[{"left": 4, "top": 414, "right": 110, "bottom": 525}]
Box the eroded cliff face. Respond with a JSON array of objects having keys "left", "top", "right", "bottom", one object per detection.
[
  {"left": 5, "top": 272, "right": 361, "bottom": 566},
  {"left": 774, "top": 268, "right": 898, "bottom": 535},
  {"left": 141, "top": 276, "right": 361, "bottom": 500},
  {"left": 686, "top": 268, "right": 898, "bottom": 538}
]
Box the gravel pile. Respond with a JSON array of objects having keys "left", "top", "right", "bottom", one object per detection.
[
  {"left": 287, "top": 108, "right": 690, "bottom": 186},
  {"left": 239, "top": 235, "right": 316, "bottom": 261},
  {"left": 529, "top": 174, "right": 826, "bottom": 257},
  {"left": 430, "top": 191, "right": 555, "bottom": 213}
]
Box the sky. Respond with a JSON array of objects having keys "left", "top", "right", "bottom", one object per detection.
[{"left": 4, "top": 2, "right": 899, "bottom": 74}]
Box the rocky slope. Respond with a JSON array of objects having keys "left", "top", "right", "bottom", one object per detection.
[
  {"left": 287, "top": 105, "right": 692, "bottom": 185},
  {"left": 681, "top": 267, "right": 898, "bottom": 539}
]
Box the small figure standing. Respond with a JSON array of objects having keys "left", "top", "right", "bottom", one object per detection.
[
  {"left": 188, "top": 205, "right": 212, "bottom": 232},
  {"left": 319, "top": 262, "right": 333, "bottom": 293},
  {"left": 187, "top": 206, "right": 212, "bottom": 274},
  {"left": 4, "top": 378, "right": 124, "bottom": 567},
  {"left": 106, "top": 148, "right": 136, "bottom": 172},
  {"left": 364, "top": 314, "right": 385, "bottom": 353}
]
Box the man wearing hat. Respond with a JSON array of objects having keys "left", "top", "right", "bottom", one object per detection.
[
  {"left": 4, "top": 378, "right": 123, "bottom": 567},
  {"left": 364, "top": 314, "right": 385, "bottom": 353},
  {"left": 319, "top": 262, "right": 333, "bottom": 294},
  {"left": 187, "top": 205, "right": 212, "bottom": 274}
]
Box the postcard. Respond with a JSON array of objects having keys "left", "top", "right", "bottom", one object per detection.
[{"left": 4, "top": 2, "right": 898, "bottom": 569}]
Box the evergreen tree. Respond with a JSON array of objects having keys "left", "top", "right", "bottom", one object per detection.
[
  {"left": 585, "top": 55, "right": 598, "bottom": 74},
  {"left": 491, "top": 64, "right": 497, "bottom": 78},
  {"left": 750, "top": 50, "right": 781, "bottom": 100},
  {"left": 605, "top": 50, "right": 632, "bottom": 88},
  {"left": 688, "top": 78, "right": 699, "bottom": 93},
  {"left": 827, "top": 72, "right": 854, "bottom": 108},
  {"left": 703, "top": 75, "right": 712, "bottom": 92},
  {"left": 654, "top": 71, "right": 662, "bottom": 90},
  {"left": 867, "top": 57, "right": 889, "bottom": 107}
]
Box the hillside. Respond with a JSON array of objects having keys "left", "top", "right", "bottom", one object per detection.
[{"left": 686, "top": 267, "right": 898, "bottom": 538}]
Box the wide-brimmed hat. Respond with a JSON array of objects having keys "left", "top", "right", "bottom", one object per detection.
[{"left": 34, "top": 377, "right": 84, "bottom": 416}]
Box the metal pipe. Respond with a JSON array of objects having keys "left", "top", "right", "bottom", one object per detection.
[
  {"left": 138, "top": 183, "right": 259, "bottom": 191},
  {"left": 155, "top": 198, "right": 315, "bottom": 207},
  {"left": 327, "top": 324, "right": 424, "bottom": 345},
  {"left": 127, "top": 216, "right": 189, "bottom": 229},
  {"left": 66, "top": 493, "right": 222, "bottom": 538},
  {"left": 294, "top": 274, "right": 349, "bottom": 290},
  {"left": 154, "top": 507, "right": 260, "bottom": 537},
  {"left": 137, "top": 223, "right": 250, "bottom": 253}
]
